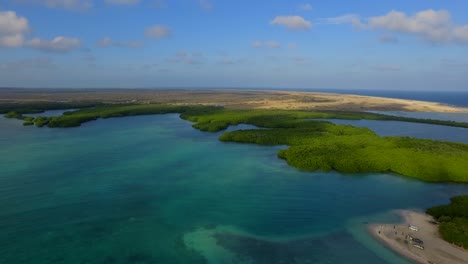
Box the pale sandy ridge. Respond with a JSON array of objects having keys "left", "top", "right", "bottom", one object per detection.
[
  {"left": 1, "top": 89, "right": 468, "bottom": 113},
  {"left": 369, "top": 210, "right": 468, "bottom": 264}
]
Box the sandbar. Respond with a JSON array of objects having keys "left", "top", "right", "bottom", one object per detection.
[{"left": 369, "top": 210, "right": 468, "bottom": 264}]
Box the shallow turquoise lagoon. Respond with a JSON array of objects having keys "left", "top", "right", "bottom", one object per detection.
[{"left": 1, "top": 114, "right": 467, "bottom": 264}]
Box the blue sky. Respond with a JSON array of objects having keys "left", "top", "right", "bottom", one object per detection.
[{"left": 1, "top": 0, "right": 468, "bottom": 90}]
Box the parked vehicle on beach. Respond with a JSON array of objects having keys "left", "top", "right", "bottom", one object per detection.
[{"left": 413, "top": 244, "right": 424, "bottom": 250}]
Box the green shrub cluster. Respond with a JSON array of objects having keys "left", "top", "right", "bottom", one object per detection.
[
  {"left": 4, "top": 111, "right": 37, "bottom": 125},
  {"left": 35, "top": 104, "right": 220, "bottom": 128},
  {"left": 426, "top": 196, "right": 468, "bottom": 249},
  {"left": 3, "top": 111, "right": 23, "bottom": 119},
  {"left": 181, "top": 109, "right": 468, "bottom": 130},
  {"left": 22, "top": 121, "right": 34, "bottom": 126},
  {"left": 219, "top": 127, "right": 468, "bottom": 182}
]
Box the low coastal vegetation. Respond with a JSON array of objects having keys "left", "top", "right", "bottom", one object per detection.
[
  {"left": 2, "top": 103, "right": 468, "bottom": 129},
  {"left": 426, "top": 196, "right": 468, "bottom": 249},
  {"left": 200, "top": 111, "right": 467, "bottom": 182},
  {"left": 2, "top": 103, "right": 468, "bottom": 182}
]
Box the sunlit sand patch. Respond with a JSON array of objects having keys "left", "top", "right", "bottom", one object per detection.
[
  {"left": 183, "top": 225, "right": 388, "bottom": 264},
  {"left": 183, "top": 226, "right": 243, "bottom": 264}
]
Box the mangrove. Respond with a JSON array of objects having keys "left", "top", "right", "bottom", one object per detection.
[{"left": 426, "top": 196, "right": 468, "bottom": 249}]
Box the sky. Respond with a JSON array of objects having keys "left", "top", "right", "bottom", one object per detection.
[{"left": 0, "top": 0, "right": 468, "bottom": 90}]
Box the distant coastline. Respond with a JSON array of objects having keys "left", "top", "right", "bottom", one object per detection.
[
  {"left": 1, "top": 87, "right": 467, "bottom": 108},
  {"left": 1, "top": 88, "right": 467, "bottom": 113},
  {"left": 255, "top": 88, "right": 468, "bottom": 108}
]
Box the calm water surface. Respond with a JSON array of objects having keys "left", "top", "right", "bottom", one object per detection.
[{"left": 1, "top": 114, "right": 467, "bottom": 264}]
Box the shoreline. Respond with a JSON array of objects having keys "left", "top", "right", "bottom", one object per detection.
[
  {"left": 1, "top": 89, "right": 467, "bottom": 113},
  {"left": 368, "top": 210, "right": 468, "bottom": 264}
]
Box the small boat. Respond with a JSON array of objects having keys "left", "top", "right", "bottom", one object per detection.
[
  {"left": 413, "top": 244, "right": 424, "bottom": 250},
  {"left": 408, "top": 225, "right": 419, "bottom": 231}
]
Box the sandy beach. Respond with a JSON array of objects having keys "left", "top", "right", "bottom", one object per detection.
[
  {"left": 369, "top": 210, "right": 468, "bottom": 264},
  {"left": 1, "top": 89, "right": 467, "bottom": 113}
]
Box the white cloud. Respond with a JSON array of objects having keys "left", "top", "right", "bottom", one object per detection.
[
  {"left": 453, "top": 25, "right": 468, "bottom": 42},
  {"left": 0, "top": 11, "right": 30, "bottom": 48},
  {"left": 16, "top": 0, "right": 93, "bottom": 10},
  {"left": 28, "top": 36, "right": 81, "bottom": 52},
  {"left": 145, "top": 25, "right": 171, "bottom": 39},
  {"left": 270, "top": 16, "right": 312, "bottom": 31},
  {"left": 0, "top": 10, "right": 30, "bottom": 47},
  {"left": 326, "top": 9, "right": 468, "bottom": 44},
  {"left": 368, "top": 10, "right": 453, "bottom": 42},
  {"left": 251, "top": 40, "right": 281, "bottom": 48},
  {"left": 299, "top": 4, "right": 312, "bottom": 11},
  {"left": 0, "top": 34, "right": 25, "bottom": 48},
  {"left": 97, "top": 36, "right": 142, "bottom": 48},
  {"left": 0, "top": 11, "right": 30, "bottom": 34},
  {"left": 105, "top": 0, "right": 139, "bottom": 5},
  {"left": 0, "top": 10, "right": 83, "bottom": 51}
]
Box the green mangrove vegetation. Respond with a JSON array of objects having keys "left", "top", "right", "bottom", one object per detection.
[
  {"left": 2, "top": 103, "right": 468, "bottom": 129},
  {"left": 2, "top": 102, "right": 468, "bottom": 182},
  {"left": 4, "top": 111, "right": 37, "bottom": 126},
  {"left": 426, "top": 196, "right": 468, "bottom": 249},
  {"left": 181, "top": 108, "right": 468, "bottom": 182}
]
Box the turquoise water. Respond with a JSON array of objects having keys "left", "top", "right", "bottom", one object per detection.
[
  {"left": 321, "top": 119, "right": 468, "bottom": 143},
  {"left": 1, "top": 114, "right": 467, "bottom": 264}
]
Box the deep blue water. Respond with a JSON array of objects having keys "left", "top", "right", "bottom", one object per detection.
[{"left": 1, "top": 113, "right": 467, "bottom": 264}]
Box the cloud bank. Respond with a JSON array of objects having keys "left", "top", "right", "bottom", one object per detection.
[
  {"left": 0, "top": 10, "right": 30, "bottom": 47},
  {"left": 270, "top": 16, "right": 312, "bottom": 31},
  {"left": 325, "top": 9, "right": 468, "bottom": 44}
]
